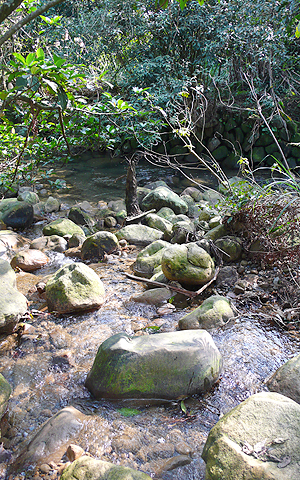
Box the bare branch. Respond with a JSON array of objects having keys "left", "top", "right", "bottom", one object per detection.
[{"left": 0, "top": 0, "right": 23, "bottom": 24}]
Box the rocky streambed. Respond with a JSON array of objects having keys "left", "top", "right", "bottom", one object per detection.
[{"left": 1, "top": 167, "right": 300, "bottom": 480}]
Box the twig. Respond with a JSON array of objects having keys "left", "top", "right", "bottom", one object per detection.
[
  {"left": 125, "top": 209, "right": 156, "bottom": 225},
  {"left": 194, "top": 266, "right": 220, "bottom": 295},
  {"left": 124, "top": 272, "right": 197, "bottom": 297}
]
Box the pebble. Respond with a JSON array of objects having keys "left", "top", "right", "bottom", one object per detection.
[
  {"left": 66, "top": 444, "right": 85, "bottom": 462},
  {"left": 39, "top": 463, "right": 51, "bottom": 473}
]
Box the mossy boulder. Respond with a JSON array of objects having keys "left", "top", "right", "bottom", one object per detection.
[
  {"left": 43, "top": 218, "right": 84, "bottom": 237},
  {"left": 0, "top": 259, "right": 28, "bottom": 334},
  {"left": 132, "top": 240, "right": 170, "bottom": 278},
  {"left": 0, "top": 198, "right": 34, "bottom": 229},
  {"left": 116, "top": 225, "right": 163, "bottom": 246},
  {"left": 202, "top": 392, "right": 300, "bottom": 480},
  {"left": 161, "top": 243, "right": 215, "bottom": 286},
  {"left": 144, "top": 213, "right": 173, "bottom": 237},
  {"left": 61, "top": 456, "right": 152, "bottom": 480},
  {"left": 142, "top": 186, "right": 188, "bottom": 214},
  {"left": 17, "top": 190, "right": 39, "bottom": 205},
  {"left": 85, "top": 330, "right": 222, "bottom": 400},
  {"left": 0, "top": 373, "right": 11, "bottom": 418},
  {"left": 68, "top": 206, "right": 95, "bottom": 228},
  {"left": 204, "top": 224, "right": 228, "bottom": 242},
  {"left": 267, "top": 354, "right": 300, "bottom": 404},
  {"left": 81, "top": 231, "right": 119, "bottom": 261},
  {"left": 170, "top": 220, "right": 194, "bottom": 244},
  {"left": 156, "top": 207, "right": 176, "bottom": 222},
  {"left": 179, "top": 295, "right": 234, "bottom": 330},
  {"left": 215, "top": 236, "right": 242, "bottom": 262},
  {"left": 46, "top": 262, "right": 105, "bottom": 313}
]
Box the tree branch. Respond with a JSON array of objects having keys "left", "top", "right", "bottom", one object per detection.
[
  {"left": 0, "top": 0, "right": 23, "bottom": 24},
  {"left": 0, "top": 0, "right": 66, "bottom": 48}
]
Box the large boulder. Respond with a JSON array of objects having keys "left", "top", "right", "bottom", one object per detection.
[
  {"left": 179, "top": 295, "right": 234, "bottom": 330},
  {"left": 132, "top": 240, "right": 170, "bottom": 278},
  {"left": 116, "top": 225, "right": 163, "bottom": 246},
  {"left": 85, "top": 330, "right": 222, "bottom": 400},
  {"left": 0, "top": 198, "right": 33, "bottom": 229},
  {"left": 267, "top": 354, "right": 300, "bottom": 404},
  {"left": 46, "top": 262, "right": 105, "bottom": 313},
  {"left": 13, "top": 407, "right": 86, "bottom": 470},
  {"left": 202, "top": 392, "right": 300, "bottom": 480},
  {"left": 81, "top": 231, "right": 119, "bottom": 261},
  {"left": 43, "top": 218, "right": 84, "bottom": 237},
  {"left": 61, "top": 455, "right": 152, "bottom": 480},
  {"left": 0, "top": 259, "right": 28, "bottom": 334},
  {"left": 161, "top": 243, "right": 215, "bottom": 286},
  {"left": 10, "top": 249, "right": 49, "bottom": 272},
  {"left": 142, "top": 186, "right": 188, "bottom": 215},
  {"left": 0, "top": 373, "right": 11, "bottom": 418}
]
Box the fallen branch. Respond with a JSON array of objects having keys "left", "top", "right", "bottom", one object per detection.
[
  {"left": 194, "top": 266, "right": 220, "bottom": 296},
  {"left": 125, "top": 209, "right": 156, "bottom": 225}
]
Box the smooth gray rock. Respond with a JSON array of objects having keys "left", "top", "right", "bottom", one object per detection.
[
  {"left": 85, "top": 330, "right": 222, "bottom": 400},
  {"left": 142, "top": 186, "right": 188, "bottom": 215},
  {"left": 131, "top": 287, "right": 174, "bottom": 305},
  {"left": 17, "top": 190, "right": 39, "bottom": 205},
  {"left": 267, "top": 354, "right": 300, "bottom": 404},
  {"left": 43, "top": 218, "right": 84, "bottom": 237},
  {"left": 0, "top": 259, "right": 28, "bottom": 333},
  {"left": 30, "top": 235, "right": 68, "bottom": 252},
  {"left": 116, "top": 225, "right": 163, "bottom": 246},
  {"left": 144, "top": 213, "right": 173, "bottom": 237},
  {"left": 46, "top": 262, "right": 105, "bottom": 313},
  {"left": 68, "top": 206, "right": 95, "bottom": 228},
  {"left": 81, "top": 231, "right": 119, "bottom": 261},
  {"left": 0, "top": 373, "right": 11, "bottom": 418},
  {"left": 10, "top": 249, "right": 49, "bottom": 272}
]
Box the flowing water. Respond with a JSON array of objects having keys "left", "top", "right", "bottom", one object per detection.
[{"left": 1, "top": 153, "right": 299, "bottom": 480}]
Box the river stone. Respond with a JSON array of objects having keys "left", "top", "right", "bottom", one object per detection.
[
  {"left": 142, "top": 186, "right": 188, "bottom": 215},
  {"left": 44, "top": 196, "right": 61, "bottom": 213},
  {"left": 202, "top": 392, "right": 300, "bottom": 480},
  {"left": 17, "top": 190, "right": 39, "bottom": 205},
  {"left": 43, "top": 218, "right": 84, "bottom": 237},
  {"left": 0, "top": 198, "right": 34, "bottom": 229},
  {"left": 85, "top": 330, "right": 222, "bottom": 400},
  {"left": 68, "top": 206, "right": 95, "bottom": 228},
  {"left": 144, "top": 213, "right": 173, "bottom": 236},
  {"left": 116, "top": 225, "right": 163, "bottom": 246},
  {"left": 161, "top": 243, "right": 215, "bottom": 286},
  {"left": 0, "top": 259, "right": 28, "bottom": 333},
  {"left": 10, "top": 249, "right": 49, "bottom": 272},
  {"left": 131, "top": 287, "right": 174, "bottom": 305},
  {"left": 198, "top": 206, "right": 218, "bottom": 222},
  {"left": 170, "top": 220, "right": 194, "bottom": 244},
  {"left": 30, "top": 235, "right": 68, "bottom": 252},
  {"left": 204, "top": 224, "right": 228, "bottom": 241},
  {"left": 179, "top": 295, "right": 234, "bottom": 330},
  {"left": 0, "top": 230, "right": 29, "bottom": 261},
  {"left": 215, "top": 236, "right": 242, "bottom": 262},
  {"left": 46, "top": 262, "right": 105, "bottom": 313},
  {"left": 181, "top": 187, "right": 203, "bottom": 202},
  {"left": 13, "top": 407, "right": 86, "bottom": 470},
  {"left": 132, "top": 240, "right": 170, "bottom": 278},
  {"left": 61, "top": 455, "right": 152, "bottom": 480},
  {"left": 81, "top": 231, "right": 119, "bottom": 261},
  {"left": 267, "top": 354, "right": 300, "bottom": 404},
  {"left": 156, "top": 207, "right": 176, "bottom": 222},
  {"left": 0, "top": 373, "right": 11, "bottom": 418}
]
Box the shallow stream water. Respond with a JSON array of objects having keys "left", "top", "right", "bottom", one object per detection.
[{"left": 1, "top": 153, "right": 300, "bottom": 480}]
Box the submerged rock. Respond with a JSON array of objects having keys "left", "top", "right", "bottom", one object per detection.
[
  {"left": 61, "top": 455, "right": 152, "bottom": 480},
  {"left": 81, "top": 231, "right": 119, "bottom": 261},
  {"left": 132, "top": 240, "right": 170, "bottom": 277},
  {"left": 46, "top": 262, "right": 105, "bottom": 313},
  {"left": 0, "top": 198, "right": 34, "bottom": 229},
  {"left": 0, "top": 373, "right": 11, "bottom": 418},
  {"left": 267, "top": 353, "right": 300, "bottom": 404},
  {"left": 0, "top": 259, "right": 28, "bottom": 334},
  {"left": 85, "top": 330, "right": 222, "bottom": 400},
  {"left": 202, "top": 392, "right": 300, "bottom": 480},
  {"left": 179, "top": 295, "right": 234, "bottom": 330},
  {"left": 161, "top": 243, "right": 215, "bottom": 286},
  {"left": 116, "top": 225, "right": 163, "bottom": 246},
  {"left": 142, "top": 186, "right": 188, "bottom": 215},
  {"left": 131, "top": 287, "right": 174, "bottom": 305},
  {"left": 43, "top": 218, "right": 84, "bottom": 237}
]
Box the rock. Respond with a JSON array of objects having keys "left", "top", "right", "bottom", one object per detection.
[
  {"left": 209, "top": 215, "right": 222, "bottom": 229},
  {"left": 144, "top": 213, "right": 173, "bottom": 237},
  {"left": 61, "top": 455, "right": 152, "bottom": 480},
  {"left": 198, "top": 206, "right": 218, "bottom": 222},
  {"left": 202, "top": 392, "right": 300, "bottom": 480},
  {"left": 43, "top": 218, "right": 84, "bottom": 237},
  {"left": 44, "top": 196, "right": 61, "bottom": 213},
  {"left": 30, "top": 235, "right": 68, "bottom": 253},
  {"left": 66, "top": 444, "right": 85, "bottom": 462},
  {"left": 104, "top": 216, "right": 117, "bottom": 228},
  {"left": 156, "top": 207, "right": 176, "bottom": 222},
  {"left": 0, "top": 198, "right": 34, "bottom": 229},
  {"left": 46, "top": 262, "right": 105, "bottom": 313},
  {"left": 161, "top": 243, "right": 215, "bottom": 286},
  {"left": 0, "top": 230, "right": 29, "bottom": 261},
  {"left": 142, "top": 186, "right": 188, "bottom": 215},
  {"left": 267, "top": 354, "right": 300, "bottom": 404},
  {"left": 181, "top": 187, "right": 203, "bottom": 202},
  {"left": 179, "top": 295, "right": 234, "bottom": 330},
  {"left": 216, "top": 266, "right": 238, "bottom": 288},
  {"left": 10, "top": 249, "right": 49, "bottom": 272},
  {"left": 116, "top": 225, "right": 163, "bottom": 246},
  {"left": 17, "top": 190, "right": 39, "bottom": 205},
  {"left": 107, "top": 199, "right": 127, "bottom": 213},
  {"left": 131, "top": 287, "right": 174, "bottom": 305},
  {"left": 132, "top": 240, "right": 170, "bottom": 278},
  {"left": 170, "top": 220, "right": 194, "bottom": 244},
  {"left": 0, "top": 373, "right": 11, "bottom": 418},
  {"left": 81, "top": 232, "right": 119, "bottom": 261},
  {"left": 68, "top": 233, "right": 86, "bottom": 248},
  {"left": 85, "top": 330, "right": 222, "bottom": 400},
  {"left": 144, "top": 180, "right": 169, "bottom": 190},
  {"left": 0, "top": 259, "right": 28, "bottom": 334},
  {"left": 68, "top": 206, "right": 95, "bottom": 228},
  {"left": 150, "top": 268, "right": 168, "bottom": 283},
  {"left": 13, "top": 407, "right": 86, "bottom": 470},
  {"left": 204, "top": 224, "right": 228, "bottom": 241},
  {"left": 215, "top": 236, "right": 242, "bottom": 262}
]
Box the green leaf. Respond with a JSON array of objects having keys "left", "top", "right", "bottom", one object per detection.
[
  {"left": 26, "top": 52, "right": 36, "bottom": 66},
  {"left": 181, "top": 400, "right": 187, "bottom": 414},
  {"left": 43, "top": 78, "right": 58, "bottom": 93},
  {"left": 117, "top": 408, "right": 141, "bottom": 417},
  {"left": 296, "top": 22, "right": 300, "bottom": 38},
  {"left": 12, "top": 53, "right": 26, "bottom": 65},
  {"left": 15, "top": 76, "right": 28, "bottom": 90},
  {"left": 53, "top": 54, "right": 65, "bottom": 68},
  {"left": 36, "top": 48, "right": 45, "bottom": 61},
  {"left": 58, "top": 88, "right": 68, "bottom": 110}
]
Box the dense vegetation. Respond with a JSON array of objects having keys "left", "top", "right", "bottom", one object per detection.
[{"left": 0, "top": 0, "right": 299, "bottom": 191}]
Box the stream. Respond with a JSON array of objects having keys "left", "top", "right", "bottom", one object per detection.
[{"left": 1, "top": 153, "right": 300, "bottom": 480}]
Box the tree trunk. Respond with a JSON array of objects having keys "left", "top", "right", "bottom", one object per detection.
[{"left": 125, "top": 157, "right": 141, "bottom": 217}]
